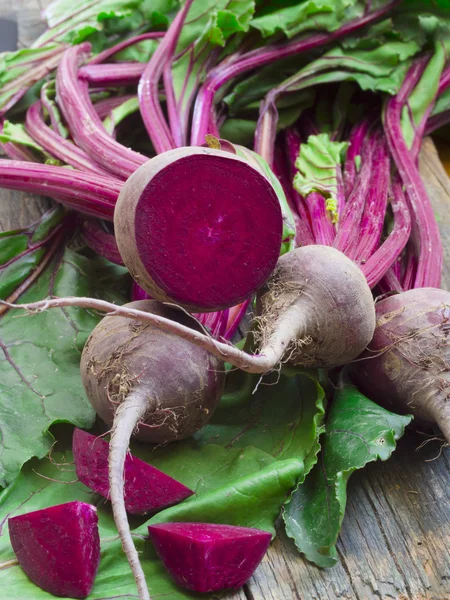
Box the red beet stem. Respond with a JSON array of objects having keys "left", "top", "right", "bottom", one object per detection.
[
  {"left": 139, "top": 1, "right": 194, "bottom": 153},
  {"left": 79, "top": 62, "right": 146, "bottom": 86},
  {"left": 0, "top": 160, "right": 118, "bottom": 219},
  {"left": 383, "top": 57, "right": 443, "bottom": 288},
  {"left": 26, "top": 101, "right": 115, "bottom": 178},
  {"left": 56, "top": 43, "right": 146, "bottom": 179}
]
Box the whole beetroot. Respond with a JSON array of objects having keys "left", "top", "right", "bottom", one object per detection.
[{"left": 351, "top": 287, "right": 450, "bottom": 443}]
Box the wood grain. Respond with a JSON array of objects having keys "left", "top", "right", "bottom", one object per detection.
[{"left": 0, "top": 3, "right": 449, "bottom": 600}]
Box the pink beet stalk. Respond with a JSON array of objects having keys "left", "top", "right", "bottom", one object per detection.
[
  {"left": 284, "top": 129, "right": 313, "bottom": 237},
  {"left": 343, "top": 120, "right": 370, "bottom": 196},
  {"left": 272, "top": 142, "right": 314, "bottom": 246},
  {"left": 79, "top": 219, "right": 124, "bottom": 265},
  {"left": 89, "top": 32, "right": 165, "bottom": 65},
  {"left": 0, "top": 160, "right": 118, "bottom": 219},
  {"left": 26, "top": 101, "right": 115, "bottom": 178},
  {"left": 334, "top": 137, "right": 374, "bottom": 256},
  {"left": 139, "top": 1, "right": 194, "bottom": 153},
  {"left": 79, "top": 63, "right": 146, "bottom": 87},
  {"left": 56, "top": 43, "right": 146, "bottom": 179},
  {"left": 305, "top": 192, "right": 335, "bottom": 246},
  {"left": 384, "top": 58, "right": 443, "bottom": 288},
  {"left": 361, "top": 177, "right": 411, "bottom": 288},
  {"left": 354, "top": 133, "right": 390, "bottom": 262}
]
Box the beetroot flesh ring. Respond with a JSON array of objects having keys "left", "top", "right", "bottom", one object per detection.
[
  {"left": 148, "top": 522, "right": 271, "bottom": 593},
  {"left": 114, "top": 147, "right": 283, "bottom": 312},
  {"left": 8, "top": 501, "right": 100, "bottom": 599},
  {"left": 73, "top": 428, "right": 194, "bottom": 514}
]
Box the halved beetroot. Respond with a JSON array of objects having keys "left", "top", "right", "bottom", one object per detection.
[
  {"left": 148, "top": 522, "right": 271, "bottom": 593},
  {"left": 8, "top": 501, "right": 100, "bottom": 598},
  {"left": 73, "top": 428, "right": 194, "bottom": 514},
  {"left": 114, "top": 147, "right": 283, "bottom": 312}
]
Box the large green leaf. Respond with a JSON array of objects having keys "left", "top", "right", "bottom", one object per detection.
[
  {"left": 283, "top": 380, "right": 412, "bottom": 568},
  {"left": 0, "top": 215, "right": 129, "bottom": 487},
  {"left": 251, "top": 0, "right": 364, "bottom": 39},
  {"left": 195, "top": 370, "right": 325, "bottom": 472},
  {"left": 146, "top": 458, "right": 302, "bottom": 535}
]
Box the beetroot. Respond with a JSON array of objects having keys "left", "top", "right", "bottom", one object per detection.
[
  {"left": 73, "top": 428, "right": 194, "bottom": 514},
  {"left": 351, "top": 287, "right": 450, "bottom": 444},
  {"left": 114, "top": 147, "right": 283, "bottom": 312},
  {"left": 148, "top": 522, "right": 271, "bottom": 593},
  {"left": 8, "top": 501, "right": 100, "bottom": 598},
  {"left": 252, "top": 245, "right": 376, "bottom": 370},
  {"left": 80, "top": 299, "right": 225, "bottom": 600}
]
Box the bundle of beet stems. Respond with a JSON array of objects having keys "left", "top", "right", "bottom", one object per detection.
[{"left": 1, "top": 0, "right": 450, "bottom": 598}]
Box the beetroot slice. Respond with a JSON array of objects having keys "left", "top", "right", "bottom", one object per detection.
[
  {"left": 73, "top": 428, "right": 194, "bottom": 514},
  {"left": 8, "top": 501, "right": 100, "bottom": 599},
  {"left": 114, "top": 147, "right": 283, "bottom": 312},
  {"left": 148, "top": 522, "right": 271, "bottom": 593}
]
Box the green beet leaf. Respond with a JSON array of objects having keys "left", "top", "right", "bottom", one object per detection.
[
  {"left": 283, "top": 379, "right": 412, "bottom": 568},
  {"left": 146, "top": 458, "right": 303, "bottom": 536},
  {"left": 293, "top": 133, "right": 348, "bottom": 223},
  {"left": 195, "top": 370, "right": 325, "bottom": 474},
  {"left": 0, "top": 212, "right": 128, "bottom": 487},
  {"left": 251, "top": 0, "right": 360, "bottom": 39}
]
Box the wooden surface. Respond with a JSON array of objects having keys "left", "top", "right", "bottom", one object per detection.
[{"left": 0, "top": 4, "right": 449, "bottom": 600}]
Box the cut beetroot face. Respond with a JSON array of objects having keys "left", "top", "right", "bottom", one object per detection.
[
  {"left": 114, "top": 147, "right": 283, "bottom": 312},
  {"left": 73, "top": 428, "right": 194, "bottom": 514},
  {"left": 148, "top": 522, "right": 271, "bottom": 593},
  {"left": 8, "top": 501, "right": 100, "bottom": 598}
]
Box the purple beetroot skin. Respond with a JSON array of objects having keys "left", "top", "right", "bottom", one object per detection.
[
  {"left": 148, "top": 522, "right": 271, "bottom": 593},
  {"left": 8, "top": 501, "right": 100, "bottom": 598},
  {"left": 73, "top": 428, "right": 194, "bottom": 514}
]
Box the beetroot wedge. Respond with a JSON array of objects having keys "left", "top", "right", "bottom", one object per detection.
[
  {"left": 148, "top": 522, "right": 271, "bottom": 593},
  {"left": 73, "top": 428, "right": 194, "bottom": 514},
  {"left": 8, "top": 501, "right": 100, "bottom": 598},
  {"left": 114, "top": 147, "right": 283, "bottom": 312}
]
